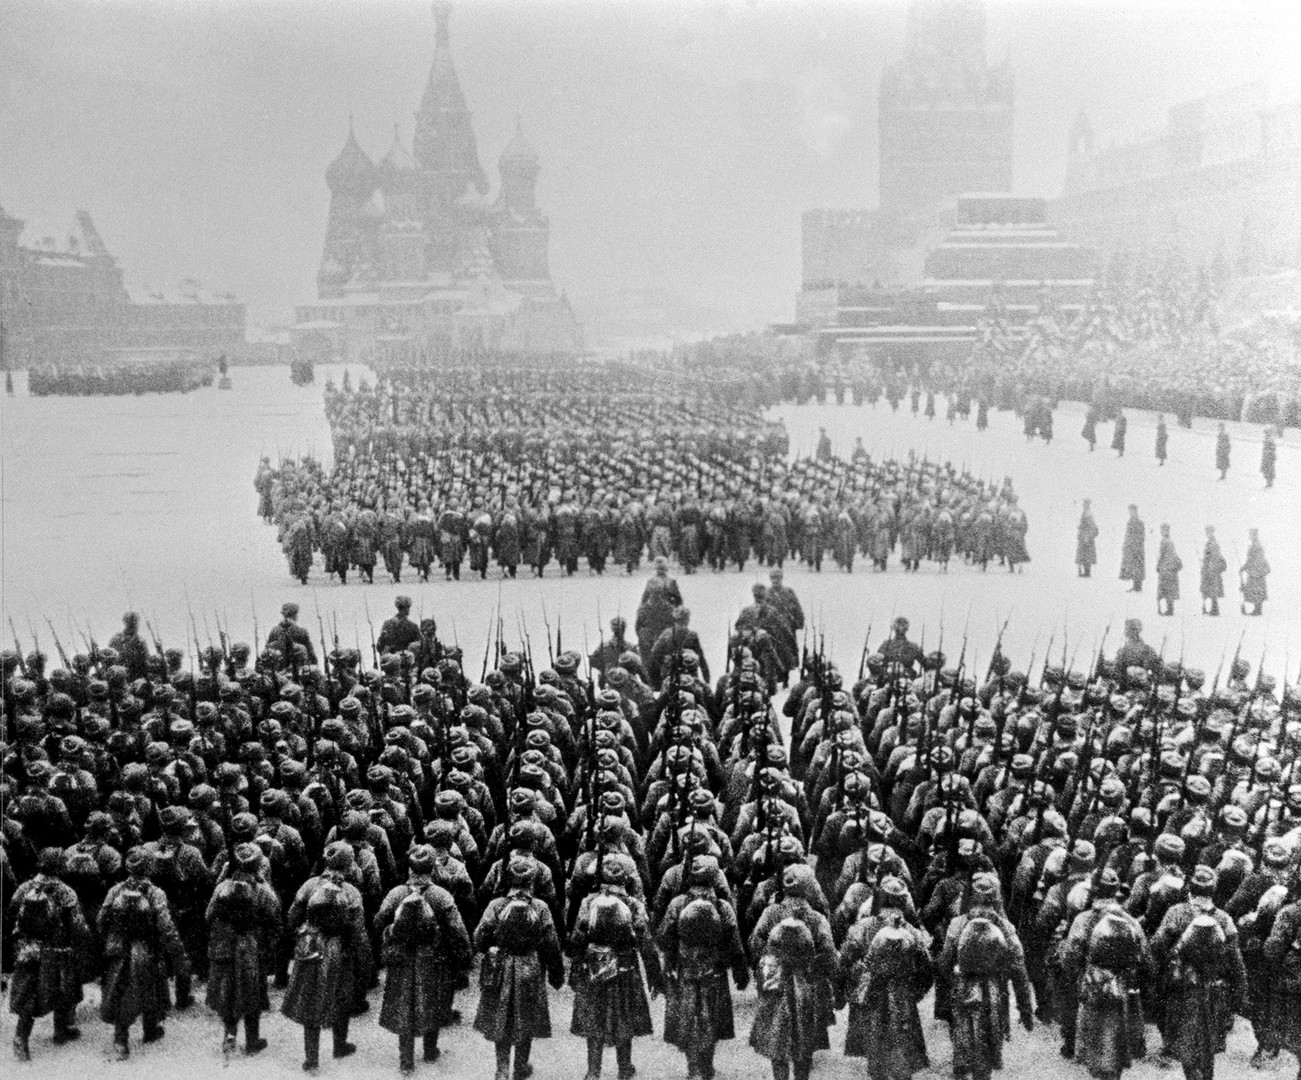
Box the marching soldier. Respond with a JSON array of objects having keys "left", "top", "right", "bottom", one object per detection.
[
  {"left": 937, "top": 872, "right": 1034, "bottom": 1080},
  {"left": 656, "top": 856, "right": 749, "bottom": 1080},
  {"left": 1240, "top": 529, "right": 1270, "bottom": 616},
  {"left": 377, "top": 596, "right": 422, "bottom": 656},
  {"left": 205, "top": 841, "right": 281, "bottom": 1055},
  {"left": 1156, "top": 523, "right": 1183, "bottom": 617},
  {"left": 8, "top": 848, "right": 90, "bottom": 1060},
  {"left": 1215, "top": 423, "right": 1231, "bottom": 480},
  {"left": 473, "top": 858, "right": 566, "bottom": 1080},
  {"left": 282, "top": 841, "right": 372, "bottom": 1072},
  {"left": 1119, "top": 505, "right": 1145, "bottom": 593},
  {"left": 98, "top": 846, "right": 191, "bottom": 1059},
  {"left": 375, "top": 845, "right": 473, "bottom": 1073}
]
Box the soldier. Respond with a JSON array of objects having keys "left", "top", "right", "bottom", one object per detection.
[
  {"left": 205, "top": 841, "right": 281, "bottom": 1055},
  {"left": 1215, "top": 423, "right": 1231, "bottom": 480},
  {"left": 267, "top": 603, "right": 317, "bottom": 667},
  {"left": 108, "top": 612, "right": 150, "bottom": 681},
  {"left": 1156, "top": 524, "right": 1183, "bottom": 617},
  {"left": 1150, "top": 866, "right": 1246, "bottom": 1080},
  {"left": 590, "top": 616, "right": 633, "bottom": 683},
  {"left": 1113, "top": 618, "right": 1160, "bottom": 680},
  {"left": 748, "top": 868, "right": 839, "bottom": 1080},
  {"left": 568, "top": 859, "right": 664, "bottom": 1080},
  {"left": 282, "top": 841, "right": 372, "bottom": 1072},
  {"left": 1156, "top": 413, "right": 1169, "bottom": 466},
  {"left": 1199, "top": 526, "right": 1227, "bottom": 616},
  {"left": 635, "top": 558, "right": 683, "bottom": 671},
  {"left": 1083, "top": 404, "right": 1099, "bottom": 451},
  {"left": 877, "top": 616, "right": 924, "bottom": 676},
  {"left": 98, "top": 846, "right": 191, "bottom": 1059},
  {"left": 937, "top": 872, "right": 1034, "bottom": 1080},
  {"left": 836, "top": 876, "right": 932, "bottom": 1080},
  {"left": 1112, "top": 411, "right": 1127, "bottom": 457},
  {"left": 1240, "top": 529, "right": 1270, "bottom": 616},
  {"left": 767, "top": 568, "right": 805, "bottom": 638},
  {"left": 376, "top": 845, "right": 473, "bottom": 1073},
  {"left": 656, "top": 855, "right": 749, "bottom": 1080},
  {"left": 377, "top": 596, "right": 421, "bottom": 656},
  {"left": 816, "top": 427, "right": 832, "bottom": 461},
  {"left": 8, "top": 848, "right": 90, "bottom": 1060},
  {"left": 1119, "top": 505, "right": 1145, "bottom": 593},
  {"left": 1261, "top": 885, "right": 1301, "bottom": 1080},
  {"left": 144, "top": 804, "right": 213, "bottom": 1005},
  {"left": 650, "top": 608, "right": 710, "bottom": 687},
  {"left": 1076, "top": 500, "right": 1099, "bottom": 577},
  {"left": 1260, "top": 428, "right": 1277, "bottom": 489},
  {"left": 1058, "top": 868, "right": 1148, "bottom": 1079},
  {"left": 284, "top": 515, "right": 315, "bottom": 585},
  {"left": 473, "top": 857, "right": 565, "bottom": 1080}
]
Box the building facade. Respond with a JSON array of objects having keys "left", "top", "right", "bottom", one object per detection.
[
  {"left": 0, "top": 206, "right": 246, "bottom": 368},
  {"left": 1052, "top": 82, "right": 1301, "bottom": 275}
]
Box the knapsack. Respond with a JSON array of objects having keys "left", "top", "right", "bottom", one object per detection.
[
  {"left": 306, "top": 879, "right": 351, "bottom": 935},
  {"left": 210, "top": 878, "right": 258, "bottom": 927},
  {"left": 63, "top": 844, "right": 103, "bottom": 899},
  {"left": 151, "top": 839, "right": 191, "bottom": 902},
  {"left": 1086, "top": 907, "right": 1142, "bottom": 972},
  {"left": 112, "top": 882, "right": 156, "bottom": 942},
  {"left": 956, "top": 914, "right": 1008, "bottom": 976},
  {"left": 15, "top": 881, "right": 61, "bottom": 944}
]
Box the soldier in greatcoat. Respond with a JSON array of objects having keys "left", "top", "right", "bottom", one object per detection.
[
  {"left": 1076, "top": 500, "right": 1099, "bottom": 577},
  {"left": 473, "top": 858, "right": 565, "bottom": 1080},
  {"left": 1119, "top": 505, "right": 1145, "bottom": 593},
  {"left": 836, "top": 876, "right": 932, "bottom": 1080},
  {"left": 1156, "top": 524, "right": 1183, "bottom": 617},
  {"left": 98, "top": 846, "right": 191, "bottom": 1059},
  {"left": 656, "top": 856, "right": 749, "bottom": 1080},
  {"left": 281, "top": 841, "right": 372, "bottom": 1071},
  {"left": 205, "top": 841, "right": 281, "bottom": 1055},
  {"left": 8, "top": 848, "right": 91, "bottom": 1060},
  {"left": 569, "top": 859, "right": 664, "bottom": 1080},
  {"left": 1199, "top": 526, "right": 1228, "bottom": 615},
  {"left": 375, "top": 844, "right": 473, "bottom": 1073}
]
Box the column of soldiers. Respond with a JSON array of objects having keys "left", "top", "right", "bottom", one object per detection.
[
  {"left": 1075, "top": 503, "right": 1272, "bottom": 618},
  {"left": 5, "top": 601, "right": 1301, "bottom": 1080},
  {"left": 255, "top": 369, "right": 1029, "bottom": 586}
]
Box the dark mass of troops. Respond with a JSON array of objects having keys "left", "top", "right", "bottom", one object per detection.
[
  {"left": 4, "top": 576, "right": 1301, "bottom": 1080},
  {"left": 254, "top": 367, "right": 1031, "bottom": 586}
]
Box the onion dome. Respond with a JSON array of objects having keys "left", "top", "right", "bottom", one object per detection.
[{"left": 325, "top": 119, "right": 377, "bottom": 196}]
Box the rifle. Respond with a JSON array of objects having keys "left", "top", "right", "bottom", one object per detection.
[
  {"left": 314, "top": 595, "right": 334, "bottom": 713},
  {"left": 986, "top": 611, "right": 1011, "bottom": 684},
  {"left": 363, "top": 597, "right": 379, "bottom": 667},
  {"left": 541, "top": 598, "right": 555, "bottom": 668},
  {"left": 8, "top": 617, "right": 28, "bottom": 676},
  {"left": 857, "top": 618, "right": 873, "bottom": 684}
]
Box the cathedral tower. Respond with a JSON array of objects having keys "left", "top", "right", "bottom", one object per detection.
[{"left": 490, "top": 118, "right": 551, "bottom": 286}]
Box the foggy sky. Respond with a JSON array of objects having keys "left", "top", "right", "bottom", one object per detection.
[{"left": 2, "top": 0, "right": 1299, "bottom": 332}]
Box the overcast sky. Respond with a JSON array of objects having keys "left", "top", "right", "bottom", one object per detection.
[{"left": 3, "top": 0, "right": 1299, "bottom": 329}]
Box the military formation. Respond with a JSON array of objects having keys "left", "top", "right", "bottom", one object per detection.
[
  {"left": 26, "top": 359, "right": 214, "bottom": 396},
  {"left": 4, "top": 584, "right": 1301, "bottom": 1080},
  {"left": 254, "top": 368, "right": 1030, "bottom": 585}
]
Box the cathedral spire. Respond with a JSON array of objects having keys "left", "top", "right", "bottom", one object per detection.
[{"left": 413, "top": 2, "right": 488, "bottom": 196}]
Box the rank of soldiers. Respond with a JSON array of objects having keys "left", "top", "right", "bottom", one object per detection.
[
  {"left": 27, "top": 358, "right": 214, "bottom": 397},
  {"left": 4, "top": 590, "right": 1300, "bottom": 1080},
  {"left": 254, "top": 366, "right": 1029, "bottom": 585}
]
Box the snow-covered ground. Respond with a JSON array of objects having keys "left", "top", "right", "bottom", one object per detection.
[
  {"left": 2, "top": 364, "right": 1297, "bottom": 683},
  {"left": 1, "top": 362, "right": 1298, "bottom": 1076}
]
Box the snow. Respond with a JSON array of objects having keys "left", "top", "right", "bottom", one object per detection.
[{"left": 0, "top": 365, "right": 1297, "bottom": 686}]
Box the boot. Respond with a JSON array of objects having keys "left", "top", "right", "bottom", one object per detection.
[
  {"left": 13, "top": 1015, "right": 33, "bottom": 1061},
  {"left": 400, "top": 1034, "right": 416, "bottom": 1075},
  {"left": 496, "top": 1042, "right": 514, "bottom": 1080},
  {"left": 423, "top": 1030, "right": 441, "bottom": 1062},
  {"left": 115, "top": 1024, "right": 132, "bottom": 1061},
  {"left": 616, "top": 1040, "right": 635, "bottom": 1080},
  {"left": 793, "top": 1057, "right": 813, "bottom": 1080},
  {"left": 701, "top": 1045, "right": 716, "bottom": 1080},
  {"left": 303, "top": 1027, "right": 321, "bottom": 1073},
  {"left": 515, "top": 1038, "right": 533, "bottom": 1080},
  {"left": 224, "top": 1022, "right": 238, "bottom": 1056},
  {"left": 142, "top": 1020, "right": 165, "bottom": 1044},
  {"left": 333, "top": 1020, "right": 356, "bottom": 1058},
  {"left": 52, "top": 1009, "right": 80, "bottom": 1044},
  {"left": 245, "top": 1015, "right": 267, "bottom": 1055},
  {"left": 772, "top": 1061, "right": 791, "bottom": 1080},
  {"left": 585, "top": 1038, "right": 604, "bottom": 1080}
]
